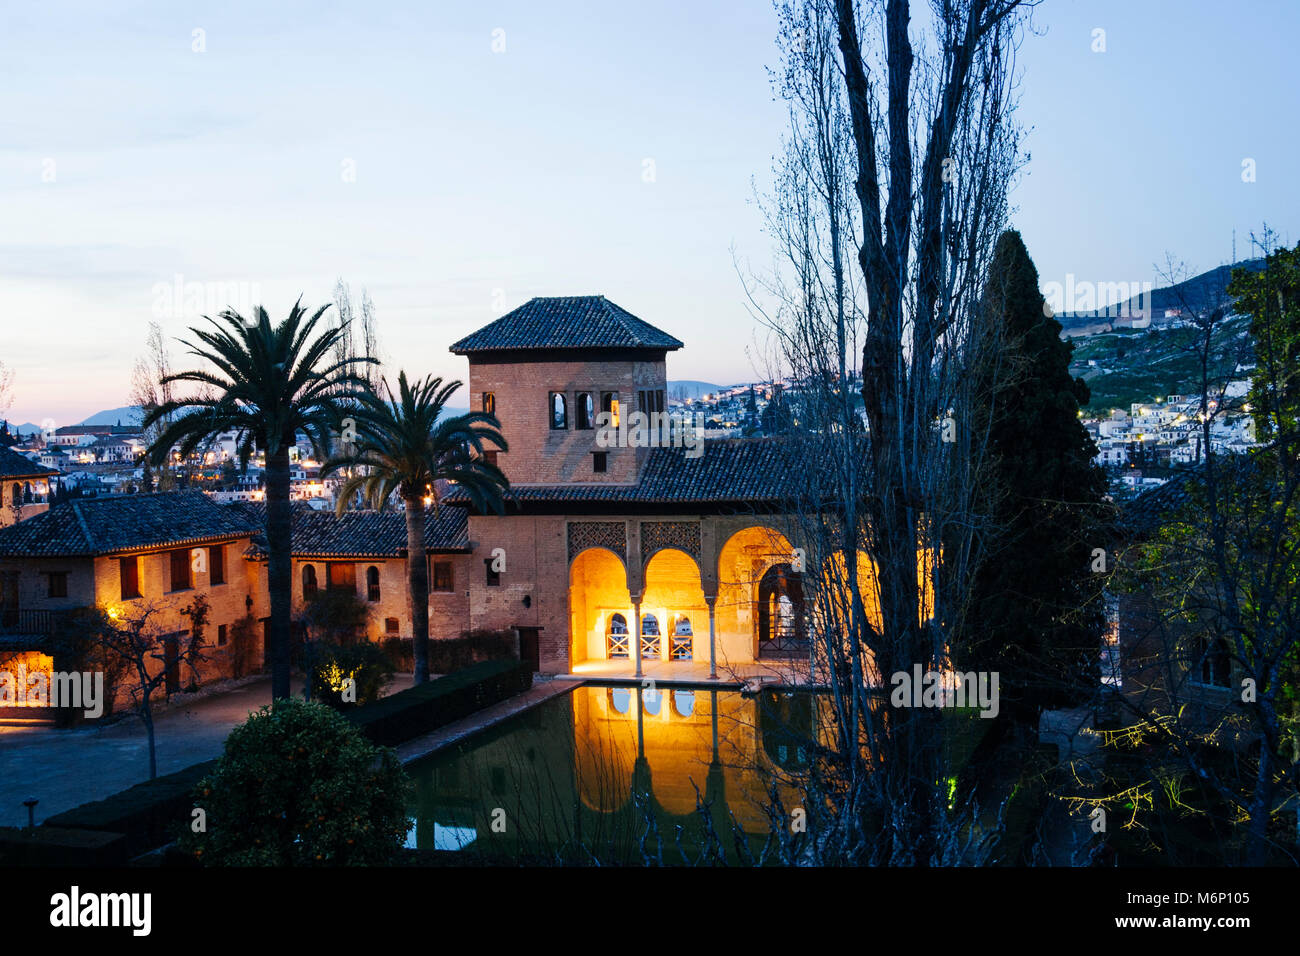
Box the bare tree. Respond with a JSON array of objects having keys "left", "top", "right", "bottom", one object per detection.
[
  {"left": 80, "top": 595, "right": 210, "bottom": 779},
  {"left": 733, "top": 0, "right": 1032, "bottom": 863},
  {"left": 131, "top": 322, "right": 176, "bottom": 491}
]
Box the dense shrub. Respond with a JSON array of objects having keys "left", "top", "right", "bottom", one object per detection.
[
  {"left": 347, "top": 659, "right": 532, "bottom": 746},
  {"left": 381, "top": 629, "right": 516, "bottom": 675},
  {"left": 179, "top": 699, "right": 411, "bottom": 866},
  {"left": 307, "top": 640, "right": 394, "bottom": 709},
  {"left": 43, "top": 759, "right": 218, "bottom": 859}
]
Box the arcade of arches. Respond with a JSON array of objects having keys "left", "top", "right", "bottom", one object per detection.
[{"left": 567, "top": 520, "right": 935, "bottom": 675}]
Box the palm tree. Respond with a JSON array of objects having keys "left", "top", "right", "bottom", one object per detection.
[
  {"left": 321, "top": 371, "right": 508, "bottom": 684},
  {"left": 142, "top": 300, "right": 374, "bottom": 700}
]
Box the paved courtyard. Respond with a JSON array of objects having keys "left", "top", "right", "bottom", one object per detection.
[{"left": 0, "top": 673, "right": 413, "bottom": 828}]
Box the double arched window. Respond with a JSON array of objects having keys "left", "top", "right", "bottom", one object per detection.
[
  {"left": 607, "top": 613, "right": 629, "bottom": 659},
  {"left": 640, "top": 614, "right": 661, "bottom": 661}
]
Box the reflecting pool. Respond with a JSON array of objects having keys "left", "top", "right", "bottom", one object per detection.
[{"left": 406, "top": 683, "right": 832, "bottom": 864}]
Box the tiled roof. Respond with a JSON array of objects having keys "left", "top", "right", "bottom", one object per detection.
[
  {"left": 0, "top": 446, "right": 58, "bottom": 479},
  {"left": 240, "top": 505, "right": 469, "bottom": 558},
  {"left": 0, "top": 492, "right": 260, "bottom": 557},
  {"left": 449, "top": 438, "right": 790, "bottom": 507},
  {"left": 1120, "top": 456, "right": 1259, "bottom": 538},
  {"left": 449, "top": 296, "right": 684, "bottom": 354}
]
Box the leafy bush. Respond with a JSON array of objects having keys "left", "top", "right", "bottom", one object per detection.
[
  {"left": 180, "top": 698, "right": 411, "bottom": 866},
  {"left": 347, "top": 659, "right": 532, "bottom": 746},
  {"left": 44, "top": 759, "right": 218, "bottom": 859},
  {"left": 381, "top": 629, "right": 516, "bottom": 675},
  {"left": 296, "top": 588, "right": 372, "bottom": 647},
  {"left": 306, "top": 640, "right": 394, "bottom": 709}
]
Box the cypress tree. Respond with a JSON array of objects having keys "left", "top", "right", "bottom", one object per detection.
[{"left": 966, "top": 230, "right": 1111, "bottom": 726}]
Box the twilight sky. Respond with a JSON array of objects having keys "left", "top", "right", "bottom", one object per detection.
[{"left": 2, "top": 0, "right": 1297, "bottom": 427}]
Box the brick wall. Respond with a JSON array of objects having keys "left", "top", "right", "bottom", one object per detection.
[{"left": 468, "top": 356, "right": 667, "bottom": 485}]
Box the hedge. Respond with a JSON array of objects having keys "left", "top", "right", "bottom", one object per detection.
[
  {"left": 40, "top": 759, "right": 218, "bottom": 861},
  {"left": 346, "top": 659, "right": 532, "bottom": 747},
  {"left": 27, "top": 662, "right": 531, "bottom": 863}
]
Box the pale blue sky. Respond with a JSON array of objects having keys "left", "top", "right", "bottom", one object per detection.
[{"left": 2, "top": 0, "right": 1297, "bottom": 426}]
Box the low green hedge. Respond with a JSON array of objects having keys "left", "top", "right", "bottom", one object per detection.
[
  {"left": 347, "top": 659, "right": 532, "bottom": 747},
  {"left": 41, "top": 759, "right": 218, "bottom": 861}
]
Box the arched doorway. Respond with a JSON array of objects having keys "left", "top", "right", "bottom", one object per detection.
[
  {"left": 569, "top": 547, "right": 631, "bottom": 666},
  {"left": 716, "top": 526, "right": 798, "bottom": 665},
  {"left": 642, "top": 548, "right": 706, "bottom": 664},
  {"left": 757, "top": 563, "right": 807, "bottom": 658}
]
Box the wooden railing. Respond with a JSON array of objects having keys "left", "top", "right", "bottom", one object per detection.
[{"left": 0, "top": 608, "right": 63, "bottom": 637}]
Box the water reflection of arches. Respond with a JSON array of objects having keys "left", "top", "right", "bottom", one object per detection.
[
  {"left": 757, "top": 689, "right": 813, "bottom": 773},
  {"left": 569, "top": 547, "right": 632, "bottom": 666}
]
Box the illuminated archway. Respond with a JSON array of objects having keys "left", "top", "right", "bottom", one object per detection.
[
  {"left": 569, "top": 547, "right": 631, "bottom": 665},
  {"left": 642, "top": 548, "right": 707, "bottom": 663},
  {"left": 716, "top": 526, "right": 797, "bottom": 664}
]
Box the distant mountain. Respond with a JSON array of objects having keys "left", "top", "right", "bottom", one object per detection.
[
  {"left": 79, "top": 406, "right": 143, "bottom": 426},
  {"left": 1057, "top": 259, "right": 1266, "bottom": 337},
  {"left": 668, "top": 380, "right": 726, "bottom": 401}
]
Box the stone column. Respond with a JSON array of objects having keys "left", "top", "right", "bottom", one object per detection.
[
  {"left": 705, "top": 594, "right": 718, "bottom": 680},
  {"left": 632, "top": 595, "right": 643, "bottom": 678}
]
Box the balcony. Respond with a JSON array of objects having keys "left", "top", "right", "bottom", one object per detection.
[{"left": 0, "top": 608, "right": 68, "bottom": 640}]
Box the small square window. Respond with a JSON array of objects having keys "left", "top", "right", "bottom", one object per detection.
[
  {"left": 432, "top": 561, "right": 454, "bottom": 593},
  {"left": 485, "top": 559, "right": 501, "bottom": 587},
  {"left": 47, "top": 572, "right": 68, "bottom": 598},
  {"left": 385, "top": 617, "right": 400, "bottom": 635},
  {"left": 483, "top": 450, "right": 498, "bottom": 467},
  {"left": 593, "top": 451, "right": 608, "bottom": 473},
  {"left": 217, "top": 623, "right": 228, "bottom": 646}
]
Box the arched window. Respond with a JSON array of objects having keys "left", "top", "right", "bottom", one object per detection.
[
  {"left": 302, "top": 564, "right": 318, "bottom": 599},
  {"left": 550, "top": 392, "right": 567, "bottom": 430},
  {"left": 607, "top": 612, "right": 629, "bottom": 659},
  {"left": 640, "top": 613, "right": 661, "bottom": 661},
  {"left": 22, "top": 482, "right": 32, "bottom": 504},
  {"left": 366, "top": 566, "right": 380, "bottom": 602},
  {"left": 577, "top": 392, "right": 595, "bottom": 430},
  {"left": 609, "top": 687, "right": 631, "bottom": 715},
  {"left": 10, "top": 483, "right": 19, "bottom": 506},
  {"left": 757, "top": 563, "right": 806, "bottom": 657},
  {"left": 670, "top": 615, "right": 693, "bottom": 660}
]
